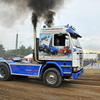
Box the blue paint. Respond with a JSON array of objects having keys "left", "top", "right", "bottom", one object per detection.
[
  {"left": 49, "top": 46, "right": 59, "bottom": 52},
  {"left": 66, "top": 28, "right": 76, "bottom": 34},
  {"left": 40, "top": 61, "right": 64, "bottom": 77},
  {"left": 56, "top": 61, "right": 72, "bottom": 76},
  {"left": 43, "top": 25, "right": 46, "bottom": 28},
  {"left": 40, "top": 61, "right": 72, "bottom": 77},
  {"left": 73, "top": 48, "right": 79, "bottom": 52},
  {"left": 73, "top": 68, "right": 84, "bottom": 79},
  {"left": 7, "top": 61, "right": 14, "bottom": 63},
  {"left": 56, "top": 61, "right": 72, "bottom": 66},
  {"left": 42, "top": 44, "right": 59, "bottom": 52},
  {"left": 62, "top": 67, "right": 72, "bottom": 75},
  {"left": 0, "top": 57, "right": 84, "bottom": 80},
  {"left": 10, "top": 64, "right": 41, "bottom": 76},
  {"left": 0, "top": 57, "right": 6, "bottom": 61}
]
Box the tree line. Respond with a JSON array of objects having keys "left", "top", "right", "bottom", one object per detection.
[{"left": 0, "top": 44, "right": 33, "bottom": 58}]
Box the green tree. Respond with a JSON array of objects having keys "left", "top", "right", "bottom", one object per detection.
[
  {"left": 4, "top": 50, "right": 16, "bottom": 58},
  {"left": 0, "top": 44, "right": 5, "bottom": 57},
  {"left": 19, "top": 45, "right": 26, "bottom": 56},
  {"left": 26, "top": 46, "right": 33, "bottom": 55}
]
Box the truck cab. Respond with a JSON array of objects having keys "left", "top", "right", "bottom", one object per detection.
[
  {"left": 39, "top": 25, "right": 83, "bottom": 78},
  {"left": 0, "top": 25, "right": 84, "bottom": 87}
]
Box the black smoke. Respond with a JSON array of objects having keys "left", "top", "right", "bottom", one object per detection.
[
  {"left": 45, "top": 11, "right": 55, "bottom": 27},
  {"left": 28, "top": 0, "right": 64, "bottom": 28},
  {"left": 0, "top": 0, "right": 65, "bottom": 28},
  {"left": 31, "top": 13, "right": 38, "bottom": 29}
]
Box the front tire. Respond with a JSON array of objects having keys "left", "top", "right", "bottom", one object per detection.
[
  {"left": 43, "top": 68, "right": 62, "bottom": 87},
  {"left": 0, "top": 63, "right": 12, "bottom": 81}
]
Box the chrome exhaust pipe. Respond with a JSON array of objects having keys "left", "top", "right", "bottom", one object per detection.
[{"left": 34, "top": 28, "right": 41, "bottom": 63}]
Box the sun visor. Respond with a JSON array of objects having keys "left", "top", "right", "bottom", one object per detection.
[
  {"left": 67, "top": 28, "right": 82, "bottom": 38},
  {"left": 66, "top": 28, "right": 76, "bottom": 34}
]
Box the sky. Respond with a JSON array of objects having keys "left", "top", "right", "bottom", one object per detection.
[{"left": 0, "top": 0, "right": 100, "bottom": 53}]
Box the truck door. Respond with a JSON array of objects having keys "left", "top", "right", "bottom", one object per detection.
[{"left": 53, "top": 33, "right": 72, "bottom": 60}]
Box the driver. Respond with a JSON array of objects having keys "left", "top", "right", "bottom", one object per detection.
[{"left": 55, "top": 39, "right": 60, "bottom": 46}]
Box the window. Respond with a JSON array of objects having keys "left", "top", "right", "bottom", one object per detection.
[
  {"left": 70, "top": 33, "right": 82, "bottom": 48},
  {"left": 72, "top": 38, "right": 81, "bottom": 48},
  {"left": 54, "top": 34, "right": 69, "bottom": 46}
]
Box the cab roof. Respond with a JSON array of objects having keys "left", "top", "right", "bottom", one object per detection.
[{"left": 40, "top": 25, "right": 82, "bottom": 38}]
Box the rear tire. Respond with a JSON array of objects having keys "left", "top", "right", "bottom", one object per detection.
[
  {"left": 0, "top": 63, "right": 12, "bottom": 81},
  {"left": 43, "top": 68, "right": 62, "bottom": 87}
]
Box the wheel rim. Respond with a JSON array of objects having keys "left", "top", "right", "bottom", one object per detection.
[
  {"left": 46, "top": 72, "right": 57, "bottom": 84},
  {"left": 0, "top": 67, "right": 6, "bottom": 78}
]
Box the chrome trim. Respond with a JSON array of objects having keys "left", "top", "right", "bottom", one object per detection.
[
  {"left": 63, "top": 72, "right": 71, "bottom": 74},
  {"left": 46, "top": 72, "right": 57, "bottom": 84},
  {"left": 61, "top": 65, "right": 71, "bottom": 67},
  {"left": 9, "top": 63, "right": 42, "bottom": 66},
  {"left": 11, "top": 73, "right": 40, "bottom": 77},
  {"left": 64, "top": 78, "right": 73, "bottom": 81},
  {"left": 38, "top": 65, "right": 43, "bottom": 77}
]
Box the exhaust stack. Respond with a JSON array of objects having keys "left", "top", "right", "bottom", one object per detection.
[{"left": 34, "top": 28, "right": 41, "bottom": 63}]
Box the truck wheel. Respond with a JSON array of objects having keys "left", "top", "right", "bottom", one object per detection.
[
  {"left": 43, "top": 68, "right": 62, "bottom": 87},
  {"left": 0, "top": 63, "right": 12, "bottom": 81}
]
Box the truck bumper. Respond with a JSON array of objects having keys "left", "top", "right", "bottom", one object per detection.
[{"left": 73, "top": 68, "right": 84, "bottom": 79}]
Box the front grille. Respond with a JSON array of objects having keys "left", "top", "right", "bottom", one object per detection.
[{"left": 79, "top": 50, "right": 83, "bottom": 67}]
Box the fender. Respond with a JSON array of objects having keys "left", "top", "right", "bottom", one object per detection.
[
  {"left": 40, "top": 61, "right": 64, "bottom": 77},
  {"left": 0, "top": 61, "right": 12, "bottom": 74}
]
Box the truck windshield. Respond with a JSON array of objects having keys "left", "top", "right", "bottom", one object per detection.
[
  {"left": 72, "top": 38, "right": 82, "bottom": 48},
  {"left": 70, "top": 33, "right": 82, "bottom": 49}
]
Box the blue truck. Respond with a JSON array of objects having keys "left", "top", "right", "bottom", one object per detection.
[{"left": 0, "top": 25, "right": 84, "bottom": 87}]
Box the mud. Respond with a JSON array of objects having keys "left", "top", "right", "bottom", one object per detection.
[{"left": 0, "top": 74, "right": 100, "bottom": 100}]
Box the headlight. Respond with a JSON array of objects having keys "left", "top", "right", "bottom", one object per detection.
[{"left": 73, "top": 67, "right": 78, "bottom": 72}]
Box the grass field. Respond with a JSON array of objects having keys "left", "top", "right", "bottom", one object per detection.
[{"left": 84, "top": 69, "right": 100, "bottom": 74}]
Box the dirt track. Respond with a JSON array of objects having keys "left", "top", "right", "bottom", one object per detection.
[{"left": 0, "top": 74, "right": 100, "bottom": 100}]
